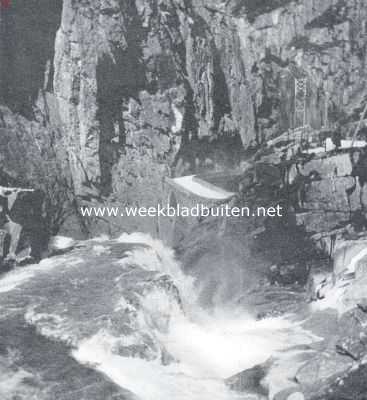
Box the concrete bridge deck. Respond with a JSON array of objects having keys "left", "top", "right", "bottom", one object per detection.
[
  {"left": 165, "top": 175, "right": 236, "bottom": 203},
  {"left": 161, "top": 174, "right": 236, "bottom": 246}
]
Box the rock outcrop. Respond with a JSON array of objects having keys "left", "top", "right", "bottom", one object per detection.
[
  {"left": 2, "top": 1, "right": 367, "bottom": 398},
  {"left": 2, "top": 0, "right": 367, "bottom": 237},
  {"left": 0, "top": 186, "right": 47, "bottom": 268}
]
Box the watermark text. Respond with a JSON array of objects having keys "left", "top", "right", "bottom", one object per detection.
[{"left": 80, "top": 204, "right": 283, "bottom": 218}]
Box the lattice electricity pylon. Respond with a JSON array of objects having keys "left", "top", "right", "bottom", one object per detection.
[
  {"left": 295, "top": 78, "right": 307, "bottom": 125},
  {"left": 294, "top": 77, "right": 308, "bottom": 146}
]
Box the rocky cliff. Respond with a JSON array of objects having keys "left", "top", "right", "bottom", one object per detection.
[
  {"left": 1, "top": 0, "right": 367, "bottom": 235},
  {"left": 1, "top": 0, "right": 367, "bottom": 237},
  {"left": 2, "top": 1, "right": 367, "bottom": 398}
]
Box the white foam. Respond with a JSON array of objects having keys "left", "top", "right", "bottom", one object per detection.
[
  {"left": 117, "top": 233, "right": 196, "bottom": 305},
  {"left": 74, "top": 329, "right": 250, "bottom": 400},
  {"left": 0, "top": 256, "right": 83, "bottom": 294},
  {"left": 0, "top": 258, "right": 58, "bottom": 294},
  {"left": 162, "top": 311, "right": 315, "bottom": 379},
  {"left": 0, "top": 368, "right": 34, "bottom": 399},
  {"left": 48, "top": 235, "right": 75, "bottom": 251},
  {"left": 74, "top": 309, "right": 315, "bottom": 400},
  {"left": 87, "top": 234, "right": 110, "bottom": 243},
  {"left": 0, "top": 232, "right": 318, "bottom": 400},
  {"left": 92, "top": 245, "right": 110, "bottom": 256},
  {"left": 87, "top": 233, "right": 316, "bottom": 399}
]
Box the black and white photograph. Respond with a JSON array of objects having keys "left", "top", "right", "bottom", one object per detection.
[{"left": 1, "top": 0, "right": 367, "bottom": 399}]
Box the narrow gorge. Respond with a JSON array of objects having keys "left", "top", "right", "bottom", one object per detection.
[{"left": 1, "top": 1, "right": 367, "bottom": 399}]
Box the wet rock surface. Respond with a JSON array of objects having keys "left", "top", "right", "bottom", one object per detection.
[
  {"left": 0, "top": 186, "right": 48, "bottom": 271},
  {"left": 0, "top": 238, "right": 183, "bottom": 399},
  {"left": 226, "top": 361, "right": 270, "bottom": 396},
  {"left": 3, "top": 0, "right": 367, "bottom": 236},
  {"left": 2, "top": 0, "right": 367, "bottom": 399}
]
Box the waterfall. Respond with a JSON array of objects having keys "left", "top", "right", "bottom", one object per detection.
[{"left": 0, "top": 234, "right": 315, "bottom": 400}]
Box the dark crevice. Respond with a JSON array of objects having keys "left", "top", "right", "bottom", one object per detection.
[
  {"left": 305, "top": 0, "right": 349, "bottom": 30},
  {"left": 173, "top": 133, "right": 245, "bottom": 177},
  {"left": 262, "top": 50, "right": 289, "bottom": 68},
  {"left": 212, "top": 50, "right": 232, "bottom": 131},
  {"left": 181, "top": 82, "right": 199, "bottom": 143},
  {"left": 96, "top": 1, "right": 147, "bottom": 195},
  {"left": 229, "top": 0, "right": 293, "bottom": 22},
  {"left": 0, "top": 0, "right": 62, "bottom": 118},
  {"left": 288, "top": 36, "right": 344, "bottom": 53}
]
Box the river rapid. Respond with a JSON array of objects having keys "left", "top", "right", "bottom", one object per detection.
[{"left": 0, "top": 233, "right": 315, "bottom": 400}]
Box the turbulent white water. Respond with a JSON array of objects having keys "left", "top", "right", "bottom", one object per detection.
[
  {"left": 0, "top": 233, "right": 315, "bottom": 400},
  {"left": 74, "top": 234, "right": 314, "bottom": 400}
]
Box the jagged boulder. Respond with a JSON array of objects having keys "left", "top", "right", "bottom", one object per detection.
[
  {"left": 304, "top": 177, "right": 360, "bottom": 212},
  {"left": 335, "top": 309, "right": 367, "bottom": 361},
  {"left": 226, "top": 362, "right": 269, "bottom": 395},
  {"left": 306, "top": 269, "right": 333, "bottom": 302},
  {"left": 333, "top": 239, "right": 367, "bottom": 277},
  {"left": 355, "top": 255, "right": 367, "bottom": 279},
  {"left": 300, "top": 153, "right": 353, "bottom": 179},
  {"left": 274, "top": 389, "right": 305, "bottom": 400},
  {"left": 268, "top": 263, "right": 309, "bottom": 286},
  {"left": 0, "top": 229, "right": 8, "bottom": 263},
  {"left": 343, "top": 275, "right": 367, "bottom": 313},
  {"left": 0, "top": 187, "right": 46, "bottom": 267},
  {"left": 295, "top": 351, "right": 353, "bottom": 389},
  {"left": 296, "top": 211, "right": 349, "bottom": 233}
]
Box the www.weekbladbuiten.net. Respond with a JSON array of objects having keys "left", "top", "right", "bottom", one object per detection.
[{"left": 80, "top": 204, "right": 284, "bottom": 218}]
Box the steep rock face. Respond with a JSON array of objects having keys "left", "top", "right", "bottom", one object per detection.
[
  {"left": 208, "top": 0, "right": 367, "bottom": 141},
  {"left": 54, "top": 0, "right": 367, "bottom": 204},
  {"left": 1, "top": 0, "right": 367, "bottom": 237},
  {"left": 54, "top": 0, "right": 195, "bottom": 196},
  {"left": 0, "top": 0, "right": 62, "bottom": 116},
  {"left": 0, "top": 105, "right": 74, "bottom": 236}
]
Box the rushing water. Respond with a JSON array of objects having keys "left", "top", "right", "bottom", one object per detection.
[{"left": 0, "top": 233, "right": 315, "bottom": 400}]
